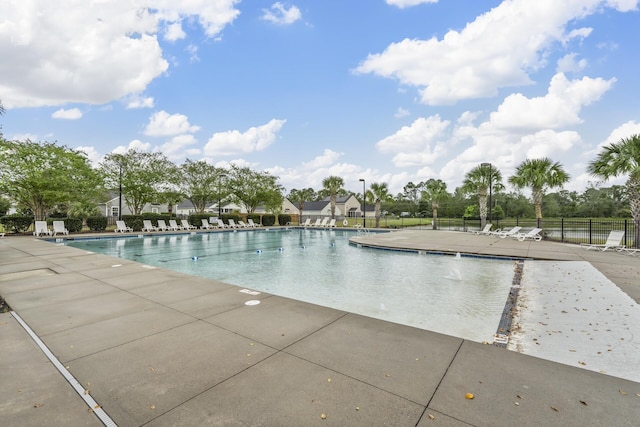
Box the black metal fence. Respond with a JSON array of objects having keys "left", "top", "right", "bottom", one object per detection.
[{"left": 459, "top": 218, "right": 638, "bottom": 248}]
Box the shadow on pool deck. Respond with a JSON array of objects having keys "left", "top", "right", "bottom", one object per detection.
[{"left": 1, "top": 229, "right": 638, "bottom": 426}]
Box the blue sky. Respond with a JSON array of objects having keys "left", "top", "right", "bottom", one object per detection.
[{"left": 2, "top": 0, "right": 640, "bottom": 195}]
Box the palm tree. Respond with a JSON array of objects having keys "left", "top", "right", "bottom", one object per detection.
[
  {"left": 588, "top": 134, "right": 640, "bottom": 247},
  {"left": 462, "top": 164, "right": 504, "bottom": 228},
  {"left": 321, "top": 176, "right": 345, "bottom": 219},
  {"left": 423, "top": 179, "right": 448, "bottom": 230},
  {"left": 288, "top": 187, "right": 316, "bottom": 224},
  {"left": 509, "top": 158, "right": 569, "bottom": 220},
  {"left": 369, "top": 182, "right": 391, "bottom": 228}
]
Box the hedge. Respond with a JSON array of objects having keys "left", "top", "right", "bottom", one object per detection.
[
  {"left": 0, "top": 215, "right": 33, "bottom": 233},
  {"left": 278, "top": 214, "right": 291, "bottom": 226},
  {"left": 262, "top": 214, "right": 276, "bottom": 226},
  {"left": 87, "top": 216, "right": 108, "bottom": 231}
]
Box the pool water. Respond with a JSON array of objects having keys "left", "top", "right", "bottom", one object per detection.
[{"left": 65, "top": 229, "right": 517, "bottom": 342}]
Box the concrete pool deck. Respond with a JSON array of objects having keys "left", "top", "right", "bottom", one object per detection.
[{"left": 1, "top": 229, "right": 639, "bottom": 426}]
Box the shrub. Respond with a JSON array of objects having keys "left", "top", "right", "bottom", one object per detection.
[
  {"left": 86, "top": 216, "right": 108, "bottom": 231},
  {"left": 61, "top": 218, "right": 83, "bottom": 233},
  {"left": 277, "top": 214, "right": 291, "bottom": 226},
  {"left": 262, "top": 214, "right": 276, "bottom": 226},
  {"left": 0, "top": 214, "right": 34, "bottom": 233},
  {"left": 122, "top": 215, "right": 143, "bottom": 231}
]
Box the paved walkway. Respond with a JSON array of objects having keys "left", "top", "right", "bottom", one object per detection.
[{"left": 1, "top": 230, "right": 639, "bottom": 426}]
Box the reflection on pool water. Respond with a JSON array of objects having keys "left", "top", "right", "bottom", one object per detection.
[{"left": 65, "top": 229, "right": 517, "bottom": 342}]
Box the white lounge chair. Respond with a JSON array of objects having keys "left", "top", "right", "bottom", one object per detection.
[
  {"left": 115, "top": 220, "right": 133, "bottom": 233},
  {"left": 512, "top": 228, "right": 542, "bottom": 241},
  {"left": 618, "top": 247, "right": 640, "bottom": 256},
  {"left": 581, "top": 230, "right": 625, "bottom": 251},
  {"left": 247, "top": 218, "right": 260, "bottom": 228},
  {"left": 201, "top": 219, "right": 213, "bottom": 230},
  {"left": 237, "top": 220, "right": 250, "bottom": 228},
  {"left": 142, "top": 220, "right": 158, "bottom": 232},
  {"left": 320, "top": 217, "right": 329, "bottom": 227},
  {"left": 309, "top": 218, "right": 321, "bottom": 227},
  {"left": 492, "top": 226, "right": 522, "bottom": 238},
  {"left": 216, "top": 219, "right": 228, "bottom": 229},
  {"left": 469, "top": 224, "right": 492, "bottom": 235},
  {"left": 181, "top": 219, "right": 197, "bottom": 230},
  {"left": 33, "top": 220, "right": 52, "bottom": 237},
  {"left": 156, "top": 219, "right": 169, "bottom": 231},
  {"left": 326, "top": 218, "right": 336, "bottom": 228},
  {"left": 52, "top": 220, "right": 69, "bottom": 236},
  {"left": 228, "top": 219, "right": 239, "bottom": 228},
  {"left": 168, "top": 220, "right": 181, "bottom": 230},
  {"left": 301, "top": 218, "right": 311, "bottom": 227}
]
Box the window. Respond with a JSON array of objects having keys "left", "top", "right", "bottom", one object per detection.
[{"left": 111, "top": 207, "right": 119, "bottom": 217}]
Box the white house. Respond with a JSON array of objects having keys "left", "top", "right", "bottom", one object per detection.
[{"left": 98, "top": 194, "right": 169, "bottom": 218}]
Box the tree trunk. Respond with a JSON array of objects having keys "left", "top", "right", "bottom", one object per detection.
[
  {"left": 375, "top": 199, "right": 381, "bottom": 228},
  {"left": 478, "top": 194, "right": 488, "bottom": 228},
  {"left": 532, "top": 188, "right": 544, "bottom": 219},
  {"left": 627, "top": 176, "right": 640, "bottom": 248},
  {"left": 330, "top": 195, "right": 336, "bottom": 219}
]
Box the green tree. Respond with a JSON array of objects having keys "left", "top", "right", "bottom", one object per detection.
[
  {"left": 288, "top": 188, "right": 316, "bottom": 224},
  {"left": 67, "top": 200, "right": 102, "bottom": 227},
  {"left": 588, "top": 134, "right": 640, "bottom": 246},
  {"left": 179, "top": 160, "right": 226, "bottom": 214},
  {"left": 0, "top": 196, "right": 11, "bottom": 216},
  {"left": 369, "top": 182, "right": 392, "bottom": 228},
  {"left": 0, "top": 139, "right": 104, "bottom": 220},
  {"left": 509, "top": 158, "right": 569, "bottom": 220},
  {"left": 422, "top": 179, "right": 449, "bottom": 230},
  {"left": 321, "top": 176, "right": 346, "bottom": 219},
  {"left": 100, "top": 150, "right": 177, "bottom": 215},
  {"left": 228, "top": 165, "right": 283, "bottom": 214},
  {"left": 462, "top": 164, "right": 504, "bottom": 228}
]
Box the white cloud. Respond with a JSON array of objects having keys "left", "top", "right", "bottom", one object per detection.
[
  {"left": 52, "top": 108, "right": 82, "bottom": 120},
  {"left": 75, "top": 145, "right": 102, "bottom": 166},
  {"left": 394, "top": 107, "right": 410, "bottom": 118},
  {"left": 487, "top": 73, "right": 615, "bottom": 130},
  {"left": 355, "top": 0, "right": 612, "bottom": 105},
  {"left": 112, "top": 139, "right": 152, "bottom": 154},
  {"left": 261, "top": 2, "right": 302, "bottom": 25},
  {"left": 386, "top": 0, "right": 438, "bottom": 8},
  {"left": 164, "top": 22, "right": 186, "bottom": 41},
  {"left": 376, "top": 115, "right": 450, "bottom": 167},
  {"left": 204, "top": 119, "right": 286, "bottom": 156},
  {"left": 144, "top": 111, "right": 200, "bottom": 136},
  {"left": 0, "top": 1, "right": 240, "bottom": 108},
  {"left": 556, "top": 53, "right": 588, "bottom": 73},
  {"left": 126, "top": 96, "right": 155, "bottom": 109},
  {"left": 160, "top": 134, "right": 201, "bottom": 161}
]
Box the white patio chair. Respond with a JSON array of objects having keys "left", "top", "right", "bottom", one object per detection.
[
  {"left": 469, "top": 224, "right": 492, "bottom": 235},
  {"left": 142, "top": 220, "right": 158, "bottom": 232},
  {"left": 168, "top": 220, "right": 181, "bottom": 230},
  {"left": 33, "top": 220, "right": 52, "bottom": 237},
  {"left": 156, "top": 219, "right": 169, "bottom": 231},
  {"left": 512, "top": 228, "right": 543, "bottom": 241},
  {"left": 181, "top": 219, "right": 197, "bottom": 230},
  {"left": 247, "top": 218, "right": 260, "bottom": 228},
  {"left": 52, "top": 220, "right": 69, "bottom": 236},
  {"left": 115, "top": 220, "right": 133, "bottom": 233},
  {"left": 581, "top": 230, "right": 625, "bottom": 251}
]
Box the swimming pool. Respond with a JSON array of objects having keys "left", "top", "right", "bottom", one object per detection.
[{"left": 64, "top": 229, "right": 518, "bottom": 342}]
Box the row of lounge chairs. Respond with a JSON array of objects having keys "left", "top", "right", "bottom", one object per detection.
[
  {"left": 115, "top": 219, "right": 196, "bottom": 233},
  {"left": 115, "top": 218, "right": 262, "bottom": 233},
  {"left": 33, "top": 220, "right": 69, "bottom": 237},
  {"left": 200, "top": 218, "right": 260, "bottom": 229},
  {"left": 301, "top": 217, "right": 337, "bottom": 228},
  {"left": 469, "top": 226, "right": 638, "bottom": 254},
  {"left": 468, "top": 224, "right": 542, "bottom": 241}
]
